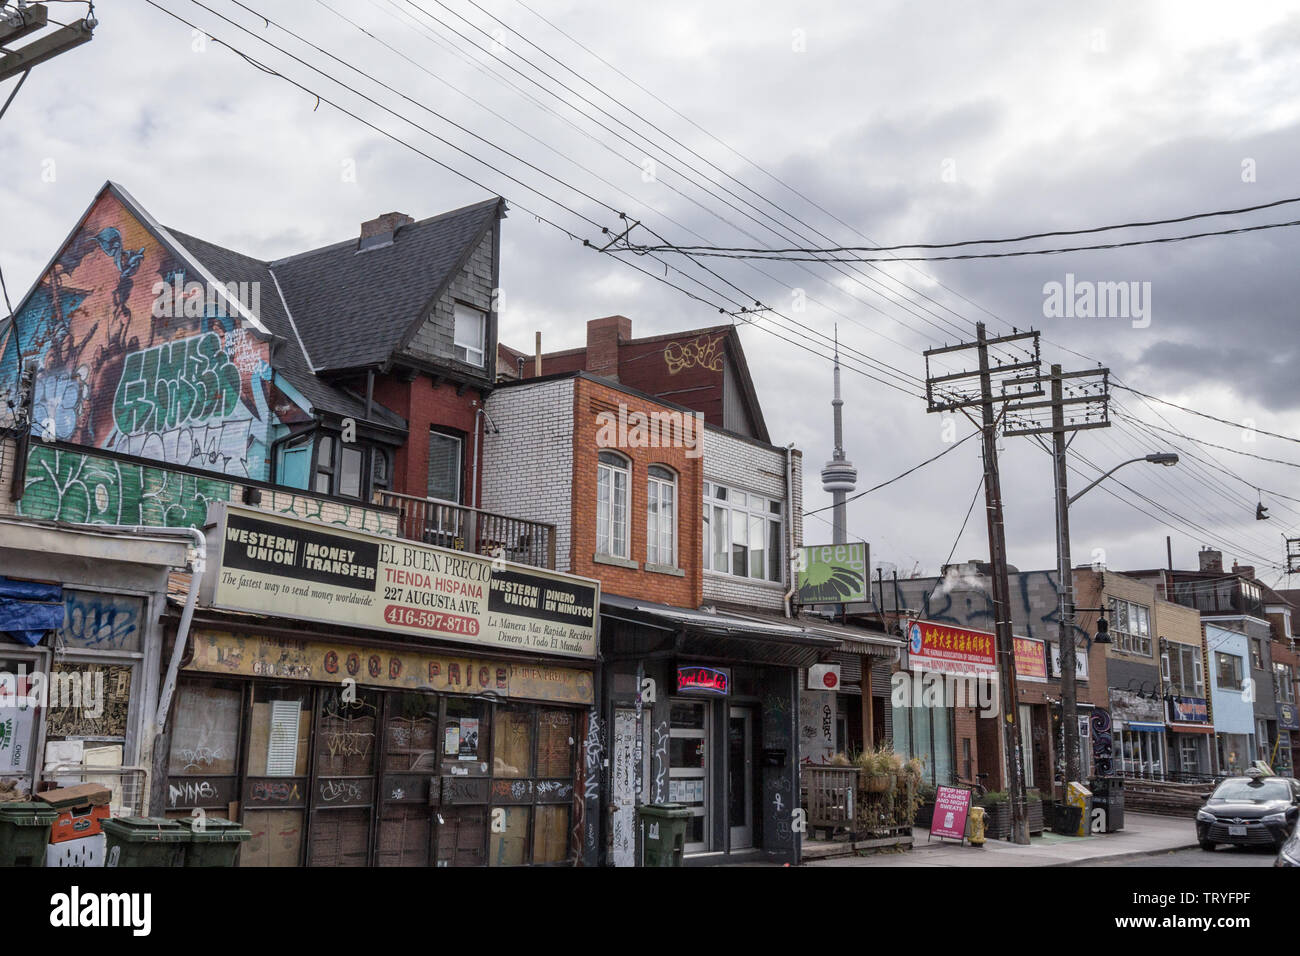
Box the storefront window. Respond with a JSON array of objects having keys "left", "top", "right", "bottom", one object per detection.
[
  {"left": 0, "top": 652, "right": 42, "bottom": 794},
  {"left": 494, "top": 705, "right": 534, "bottom": 777},
  {"left": 378, "top": 693, "right": 438, "bottom": 867},
  {"left": 308, "top": 687, "right": 378, "bottom": 867}
]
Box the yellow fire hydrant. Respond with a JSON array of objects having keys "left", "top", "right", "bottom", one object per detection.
[{"left": 968, "top": 805, "right": 986, "bottom": 847}]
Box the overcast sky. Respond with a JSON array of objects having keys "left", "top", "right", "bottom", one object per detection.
[{"left": 4, "top": 0, "right": 1298, "bottom": 583}]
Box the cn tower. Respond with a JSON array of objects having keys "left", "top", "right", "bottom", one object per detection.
[{"left": 819, "top": 328, "right": 858, "bottom": 544}]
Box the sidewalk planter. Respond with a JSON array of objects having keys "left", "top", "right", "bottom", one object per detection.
[
  {"left": 101, "top": 817, "right": 190, "bottom": 867},
  {"left": 0, "top": 802, "right": 60, "bottom": 866},
  {"left": 974, "top": 792, "right": 1043, "bottom": 839},
  {"left": 174, "top": 817, "right": 251, "bottom": 867}
]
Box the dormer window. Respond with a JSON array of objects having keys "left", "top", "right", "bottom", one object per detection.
[{"left": 454, "top": 302, "right": 486, "bottom": 367}]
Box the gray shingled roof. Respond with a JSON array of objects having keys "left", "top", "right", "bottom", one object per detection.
[
  {"left": 168, "top": 229, "right": 405, "bottom": 432},
  {"left": 269, "top": 197, "right": 502, "bottom": 373}
]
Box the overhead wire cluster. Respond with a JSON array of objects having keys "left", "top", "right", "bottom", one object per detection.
[{"left": 135, "top": 0, "right": 1296, "bottom": 573}]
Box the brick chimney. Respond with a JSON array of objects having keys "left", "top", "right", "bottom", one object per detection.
[
  {"left": 586, "top": 315, "right": 631, "bottom": 381},
  {"left": 1232, "top": 560, "right": 1255, "bottom": 579},
  {"left": 359, "top": 212, "right": 414, "bottom": 250},
  {"left": 1199, "top": 548, "right": 1223, "bottom": 573}
]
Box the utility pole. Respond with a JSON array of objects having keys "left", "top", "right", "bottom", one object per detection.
[
  {"left": 1005, "top": 364, "right": 1109, "bottom": 786},
  {"left": 0, "top": 4, "right": 97, "bottom": 90},
  {"left": 924, "top": 321, "right": 1041, "bottom": 845}
]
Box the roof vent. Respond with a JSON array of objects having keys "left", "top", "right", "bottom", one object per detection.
[{"left": 359, "top": 212, "right": 414, "bottom": 252}]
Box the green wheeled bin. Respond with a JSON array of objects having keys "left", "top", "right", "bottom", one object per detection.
[
  {"left": 0, "top": 802, "right": 60, "bottom": 866},
  {"left": 638, "top": 803, "right": 691, "bottom": 867},
  {"left": 174, "top": 816, "right": 250, "bottom": 866},
  {"left": 101, "top": 817, "right": 190, "bottom": 867}
]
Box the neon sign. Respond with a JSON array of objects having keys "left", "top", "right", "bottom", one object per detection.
[{"left": 677, "top": 666, "right": 730, "bottom": 696}]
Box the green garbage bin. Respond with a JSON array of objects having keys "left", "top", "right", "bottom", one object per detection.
[
  {"left": 101, "top": 817, "right": 190, "bottom": 867},
  {"left": 0, "top": 802, "right": 60, "bottom": 866},
  {"left": 174, "top": 817, "right": 250, "bottom": 867},
  {"left": 638, "top": 803, "right": 691, "bottom": 867}
]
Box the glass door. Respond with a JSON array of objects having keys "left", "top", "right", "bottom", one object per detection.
[
  {"left": 669, "top": 699, "right": 709, "bottom": 853},
  {"left": 727, "top": 707, "right": 753, "bottom": 850}
]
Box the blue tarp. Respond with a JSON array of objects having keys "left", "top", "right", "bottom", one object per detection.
[{"left": 0, "top": 577, "right": 64, "bottom": 646}]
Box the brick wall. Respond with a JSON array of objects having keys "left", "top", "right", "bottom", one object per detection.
[
  {"left": 702, "top": 425, "right": 801, "bottom": 612},
  {"left": 371, "top": 374, "right": 482, "bottom": 505},
  {"left": 567, "top": 377, "right": 701, "bottom": 608},
  {"left": 481, "top": 378, "right": 575, "bottom": 569},
  {"left": 1, "top": 436, "right": 398, "bottom": 535}
]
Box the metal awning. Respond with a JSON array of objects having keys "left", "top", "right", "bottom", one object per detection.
[{"left": 600, "top": 594, "right": 839, "bottom": 668}]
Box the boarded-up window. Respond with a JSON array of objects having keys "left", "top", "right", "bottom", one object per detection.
[
  {"left": 537, "top": 710, "right": 575, "bottom": 778},
  {"left": 246, "top": 687, "right": 311, "bottom": 777},
  {"left": 493, "top": 706, "right": 533, "bottom": 778},
  {"left": 377, "top": 805, "right": 430, "bottom": 867},
  {"left": 240, "top": 809, "right": 304, "bottom": 867},
  {"left": 58, "top": 591, "right": 144, "bottom": 652},
  {"left": 435, "top": 808, "right": 486, "bottom": 867},
  {"left": 533, "top": 805, "right": 570, "bottom": 864},
  {"left": 308, "top": 807, "right": 370, "bottom": 867},
  {"left": 489, "top": 806, "right": 530, "bottom": 866}
]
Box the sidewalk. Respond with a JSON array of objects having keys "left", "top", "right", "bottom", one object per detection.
[{"left": 802, "top": 812, "right": 1197, "bottom": 867}]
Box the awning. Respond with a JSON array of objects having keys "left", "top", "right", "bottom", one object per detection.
[
  {"left": 600, "top": 594, "right": 839, "bottom": 668},
  {"left": 1167, "top": 722, "right": 1214, "bottom": 735},
  {"left": 1122, "top": 721, "right": 1166, "bottom": 732}
]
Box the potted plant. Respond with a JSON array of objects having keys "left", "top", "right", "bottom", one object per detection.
[
  {"left": 855, "top": 746, "right": 900, "bottom": 793},
  {"left": 914, "top": 782, "right": 938, "bottom": 828},
  {"left": 976, "top": 790, "right": 1011, "bottom": 840}
]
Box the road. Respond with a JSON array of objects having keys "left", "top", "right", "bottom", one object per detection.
[{"left": 1080, "top": 845, "right": 1279, "bottom": 867}]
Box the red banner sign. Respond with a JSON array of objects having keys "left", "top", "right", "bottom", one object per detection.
[
  {"left": 905, "top": 620, "right": 996, "bottom": 675},
  {"left": 1014, "top": 637, "right": 1047, "bottom": 681},
  {"left": 930, "top": 786, "right": 972, "bottom": 840}
]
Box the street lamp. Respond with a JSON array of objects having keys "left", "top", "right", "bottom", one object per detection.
[
  {"left": 1068, "top": 453, "right": 1179, "bottom": 505},
  {"left": 1056, "top": 450, "right": 1178, "bottom": 787}
]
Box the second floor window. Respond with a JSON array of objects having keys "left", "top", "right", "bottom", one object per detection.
[
  {"left": 1162, "top": 642, "right": 1204, "bottom": 697},
  {"left": 596, "top": 452, "right": 629, "bottom": 559},
  {"left": 1275, "top": 663, "right": 1295, "bottom": 704},
  {"left": 646, "top": 466, "right": 677, "bottom": 567},
  {"left": 453, "top": 302, "right": 486, "bottom": 367},
  {"left": 1108, "top": 597, "right": 1151, "bottom": 656},
  {"left": 1216, "top": 651, "right": 1244, "bottom": 691},
  {"left": 702, "top": 481, "right": 783, "bottom": 583},
  {"left": 1250, "top": 637, "right": 1264, "bottom": 670},
  {"left": 427, "top": 430, "right": 463, "bottom": 503}
]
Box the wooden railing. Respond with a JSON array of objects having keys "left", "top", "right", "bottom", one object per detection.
[
  {"left": 373, "top": 491, "right": 557, "bottom": 569},
  {"left": 800, "top": 765, "right": 857, "bottom": 830}
]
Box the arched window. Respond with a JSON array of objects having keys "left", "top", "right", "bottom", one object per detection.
[
  {"left": 597, "top": 451, "right": 630, "bottom": 558},
  {"left": 646, "top": 465, "right": 677, "bottom": 567}
]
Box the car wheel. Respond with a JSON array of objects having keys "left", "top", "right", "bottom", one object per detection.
[{"left": 1199, "top": 839, "right": 1216, "bottom": 851}]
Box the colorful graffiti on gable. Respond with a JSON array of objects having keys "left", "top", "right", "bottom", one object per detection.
[{"left": 0, "top": 188, "right": 311, "bottom": 480}]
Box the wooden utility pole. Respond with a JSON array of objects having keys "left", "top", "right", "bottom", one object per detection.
[
  {"left": 0, "top": 4, "right": 96, "bottom": 87},
  {"left": 1004, "top": 365, "right": 1109, "bottom": 786},
  {"left": 924, "top": 321, "right": 1041, "bottom": 845}
]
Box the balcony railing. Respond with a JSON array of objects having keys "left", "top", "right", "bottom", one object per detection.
[{"left": 374, "top": 491, "right": 557, "bottom": 569}]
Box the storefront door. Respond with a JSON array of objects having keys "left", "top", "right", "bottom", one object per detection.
[
  {"left": 728, "top": 706, "right": 753, "bottom": 850},
  {"left": 669, "top": 699, "right": 709, "bottom": 853}
]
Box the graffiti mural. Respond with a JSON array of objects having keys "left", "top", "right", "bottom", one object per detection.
[
  {"left": 0, "top": 187, "right": 311, "bottom": 480},
  {"left": 19, "top": 444, "right": 398, "bottom": 535}
]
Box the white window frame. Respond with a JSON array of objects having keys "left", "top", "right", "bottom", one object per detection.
[
  {"left": 646, "top": 465, "right": 677, "bottom": 568},
  {"left": 597, "top": 451, "right": 630, "bottom": 559},
  {"left": 702, "top": 481, "right": 784, "bottom": 583},
  {"left": 452, "top": 301, "right": 486, "bottom": 367},
  {"left": 1108, "top": 597, "right": 1151, "bottom": 656}
]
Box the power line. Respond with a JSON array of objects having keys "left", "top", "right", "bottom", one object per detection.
[
  {"left": 803, "top": 430, "right": 979, "bottom": 516},
  {"left": 943, "top": 473, "right": 985, "bottom": 569},
  {"left": 1112, "top": 383, "right": 1300, "bottom": 445},
  {"left": 627, "top": 218, "right": 1300, "bottom": 262},
  {"left": 1112, "top": 411, "right": 1300, "bottom": 469},
  {"left": 627, "top": 194, "right": 1300, "bottom": 254}
]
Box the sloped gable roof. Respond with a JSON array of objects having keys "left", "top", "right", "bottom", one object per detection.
[{"left": 269, "top": 197, "right": 502, "bottom": 373}]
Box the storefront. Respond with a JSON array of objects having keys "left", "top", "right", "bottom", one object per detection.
[
  {"left": 1165, "top": 695, "right": 1213, "bottom": 779},
  {"left": 1277, "top": 702, "right": 1298, "bottom": 775},
  {"left": 172, "top": 502, "right": 601, "bottom": 866},
  {"left": 0, "top": 517, "right": 191, "bottom": 814},
  {"left": 598, "top": 595, "right": 836, "bottom": 865},
  {"left": 166, "top": 629, "right": 594, "bottom": 866}
]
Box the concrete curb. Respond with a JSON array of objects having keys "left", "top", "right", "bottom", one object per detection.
[{"left": 1048, "top": 842, "right": 1201, "bottom": 867}]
